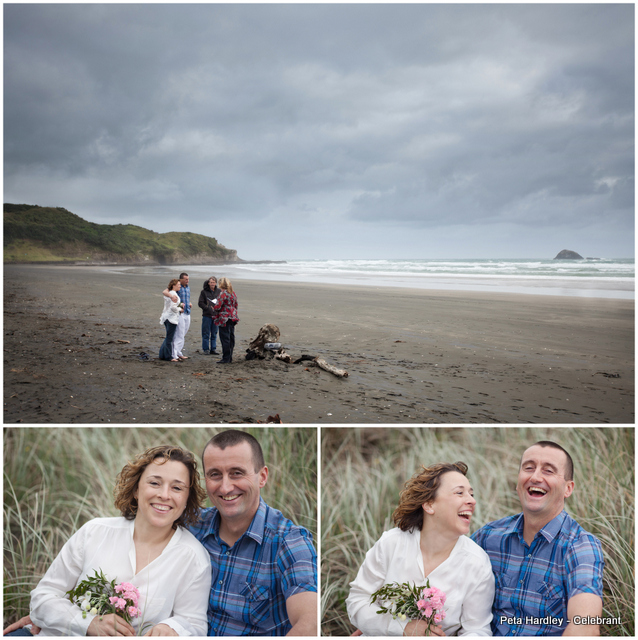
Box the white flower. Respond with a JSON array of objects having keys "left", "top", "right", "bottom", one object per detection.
[
  {"left": 81, "top": 600, "right": 92, "bottom": 611},
  {"left": 400, "top": 614, "right": 407, "bottom": 621},
  {"left": 90, "top": 608, "right": 98, "bottom": 616}
]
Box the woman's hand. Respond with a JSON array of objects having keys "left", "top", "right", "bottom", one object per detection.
[
  {"left": 143, "top": 624, "right": 178, "bottom": 636},
  {"left": 87, "top": 614, "right": 136, "bottom": 636},
  {"left": 403, "top": 620, "right": 445, "bottom": 636}
]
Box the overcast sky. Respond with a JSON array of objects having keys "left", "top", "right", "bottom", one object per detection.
[{"left": 4, "top": 3, "right": 634, "bottom": 260}]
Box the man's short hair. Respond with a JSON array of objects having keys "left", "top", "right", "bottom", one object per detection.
[
  {"left": 179, "top": 272, "right": 189, "bottom": 280},
  {"left": 203, "top": 430, "right": 265, "bottom": 472},
  {"left": 528, "top": 441, "right": 574, "bottom": 481}
]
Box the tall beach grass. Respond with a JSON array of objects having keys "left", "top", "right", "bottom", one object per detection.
[
  {"left": 3, "top": 426, "right": 317, "bottom": 626},
  {"left": 321, "top": 427, "right": 634, "bottom": 636}
]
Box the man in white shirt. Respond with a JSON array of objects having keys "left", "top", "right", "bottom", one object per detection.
[{"left": 172, "top": 272, "right": 192, "bottom": 360}]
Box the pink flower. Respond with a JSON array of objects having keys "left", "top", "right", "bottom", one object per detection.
[
  {"left": 416, "top": 584, "right": 447, "bottom": 623},
  {"left": 128, "top": 606, "right": 140, "bottom": 618},
  {"left": 432, "top": 588, "right": 446, "bottom": 605},
  {"left": 114, "top": 582, "right": 140, "bottom": 607}
]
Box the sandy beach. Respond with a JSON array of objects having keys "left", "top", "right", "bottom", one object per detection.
[{"left": 3, "top": 264, "right": 634, "bottom": 423}]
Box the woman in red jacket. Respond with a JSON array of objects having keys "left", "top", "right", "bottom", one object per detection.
[{"left": 212, "top": 277, "right": 239, "bottom": 364}]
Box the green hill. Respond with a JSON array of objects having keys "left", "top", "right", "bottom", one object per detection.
[{"left": 3, "top": 204, "right": 239, "bottom": 264}]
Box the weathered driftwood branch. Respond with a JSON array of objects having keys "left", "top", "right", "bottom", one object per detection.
[
  {"left": 248, "top": 325, "right": 348, "bottom": 378},
  {"left": 314, "top": 357, "right": 348, "bottom": 378},
  {"left": 279, "top": 352, "right": 348, "bottom": 378}
]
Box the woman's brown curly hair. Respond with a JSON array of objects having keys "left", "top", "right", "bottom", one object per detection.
[
  {"left": 393, "top": 461, "right": 469, "bottom": 532},
  {"left": 114, "top": 445, "right": 206, "bottom": 530},
  {"left": 167, "top": 279, "right": 180, "bottom": 291}
]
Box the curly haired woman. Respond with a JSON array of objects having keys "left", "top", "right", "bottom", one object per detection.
[
  {"left": 11, "top": 446, "right": 210, "bottom": 636},
  {"left": 346, "top": 462, "right": 495, "bottom": 636}
]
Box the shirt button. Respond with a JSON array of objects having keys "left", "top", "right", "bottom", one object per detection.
[
  {"left": 218, "top": 580, "right": 223, "bottom": 585},
  {"left": 520, "top": 580, "right": 523, "bottom": 584}
]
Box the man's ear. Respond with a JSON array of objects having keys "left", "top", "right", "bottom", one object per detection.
[
  {"left": 258, "top": 466, "right": 269, "bottom": 489},
  {"left": 564, "top": 480, "right": 574, "bottom": 499}
]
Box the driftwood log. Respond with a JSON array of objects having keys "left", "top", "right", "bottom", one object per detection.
[
  {"left": 246, "top": 324, "right": 281, "bottom": 360},
  {"left": 275, "top": 352, "right": 348, "bottom": 378},
  {"left": 313, "top": 357, "right": 349, "bottom": 378},
  {"left": 247, "top": 325, "right": 348, "bottom": 378},
  {"left": 248, "top": 323, "right": 280, "bottom": 353}
]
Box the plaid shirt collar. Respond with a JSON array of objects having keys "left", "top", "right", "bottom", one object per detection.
[
  {"left": 205, "top": 497, "right": 267, "bottom": 546},
  {"left": 505, "top": 509, "right": 568, "bottom": 545}
]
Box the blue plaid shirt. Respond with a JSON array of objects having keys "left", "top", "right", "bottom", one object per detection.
[
  {"left": 189, "top": 498, "right": 317, "bottom": 636},
  {"left": 472, "top": 510, "right": 604, "bottom": 636},
  {"left": 178, "top": 284, "right": 191, "bottom": 315}
]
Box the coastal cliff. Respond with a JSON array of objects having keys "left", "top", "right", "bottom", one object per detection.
[{"left": 3, "top": 204, "right": 239, "bottom": 265}]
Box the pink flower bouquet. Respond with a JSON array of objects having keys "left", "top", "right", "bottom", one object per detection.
[
  {"left": 371, "top": 579, "right": 446, "bottom": 634},
  {"left": 66, "top": 569, "right": 142, "bottom": 625}
]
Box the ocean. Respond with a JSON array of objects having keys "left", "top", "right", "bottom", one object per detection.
[{"left": 113, "top": 258, "right": 635, "bottom": 299}]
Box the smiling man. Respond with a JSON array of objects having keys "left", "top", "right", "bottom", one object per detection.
[
  {"left": 472, "top": 441, "right": 604, "bottom": 636},
  {"left": 189, "top": 430, "right": 317, "bottom": 636}
]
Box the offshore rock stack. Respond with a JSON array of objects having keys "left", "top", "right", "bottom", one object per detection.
[{"left": 554, "top": 249, "right": 584, "bottom": 260}]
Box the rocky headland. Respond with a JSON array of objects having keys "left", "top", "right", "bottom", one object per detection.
[{"left": 4, "top": 203, "right": 240, "bottom": 265}]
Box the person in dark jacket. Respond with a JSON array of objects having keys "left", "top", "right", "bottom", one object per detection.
[{"left": 198, "top": 277, "right": 222, "bottom": 355}]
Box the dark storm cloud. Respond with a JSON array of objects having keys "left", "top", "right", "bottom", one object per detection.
[{"left": 3, "top": 3, "right": 634, "bottom": 257}]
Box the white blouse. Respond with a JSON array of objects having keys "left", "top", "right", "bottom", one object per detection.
[
  {"left": 30, "top": 517, "right": 211, "bottom": 636},
  {"left": 346, "top": 528, "right": 494, "bottom": 636},
  {"left": 160, "top": 294, "right": 181, "bottom": 325}
]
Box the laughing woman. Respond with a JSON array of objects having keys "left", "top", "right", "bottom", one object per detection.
[
  {"left": 8, "top": 446, "right": 211, "bottom": 636},
  {"left": 346, "top": 462, "right": 494, "bottom": 636}
]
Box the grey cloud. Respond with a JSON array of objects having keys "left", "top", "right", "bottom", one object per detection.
[{"left": 3, "top": 3, "right": 633, "bottom": 257}]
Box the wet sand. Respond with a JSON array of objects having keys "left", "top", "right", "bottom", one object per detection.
[{"left": 3, "top": 264, "right": 634, "bottom": 423}]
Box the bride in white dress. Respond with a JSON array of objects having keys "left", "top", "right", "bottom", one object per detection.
[{"left": 346, "top": 461, "right": 494, "bottom": 636}]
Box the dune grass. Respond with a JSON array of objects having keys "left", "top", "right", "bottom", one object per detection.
[
  {"left": 3, "top": 426, "right": 317, "bottom": 626},
  {"left": 321, "top": 427, "right": 634, "bottom": 636}
]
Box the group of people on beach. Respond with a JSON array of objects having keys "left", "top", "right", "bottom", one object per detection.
[
  {"left": 5, "top": 430, "right": 317, "bottom": 636},
  {"left": 158, "top": 272, "right": 239, "bottom": 365}
]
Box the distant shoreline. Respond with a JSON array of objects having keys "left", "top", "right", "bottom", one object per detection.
[
  {"left": 8, "top": 259, "right": 633, "bottom": 299},
  {"left": 2, "top": 259, "right": 287, "bottom": 266}
]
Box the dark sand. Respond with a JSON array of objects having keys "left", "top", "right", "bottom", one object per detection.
[{"left": 3, "top": 264, "right": 634, "bottom": 423}]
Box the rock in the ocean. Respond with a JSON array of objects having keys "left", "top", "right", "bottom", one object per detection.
[{"left": 554, "top": 249, "right": 584, "bottom": 260}]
